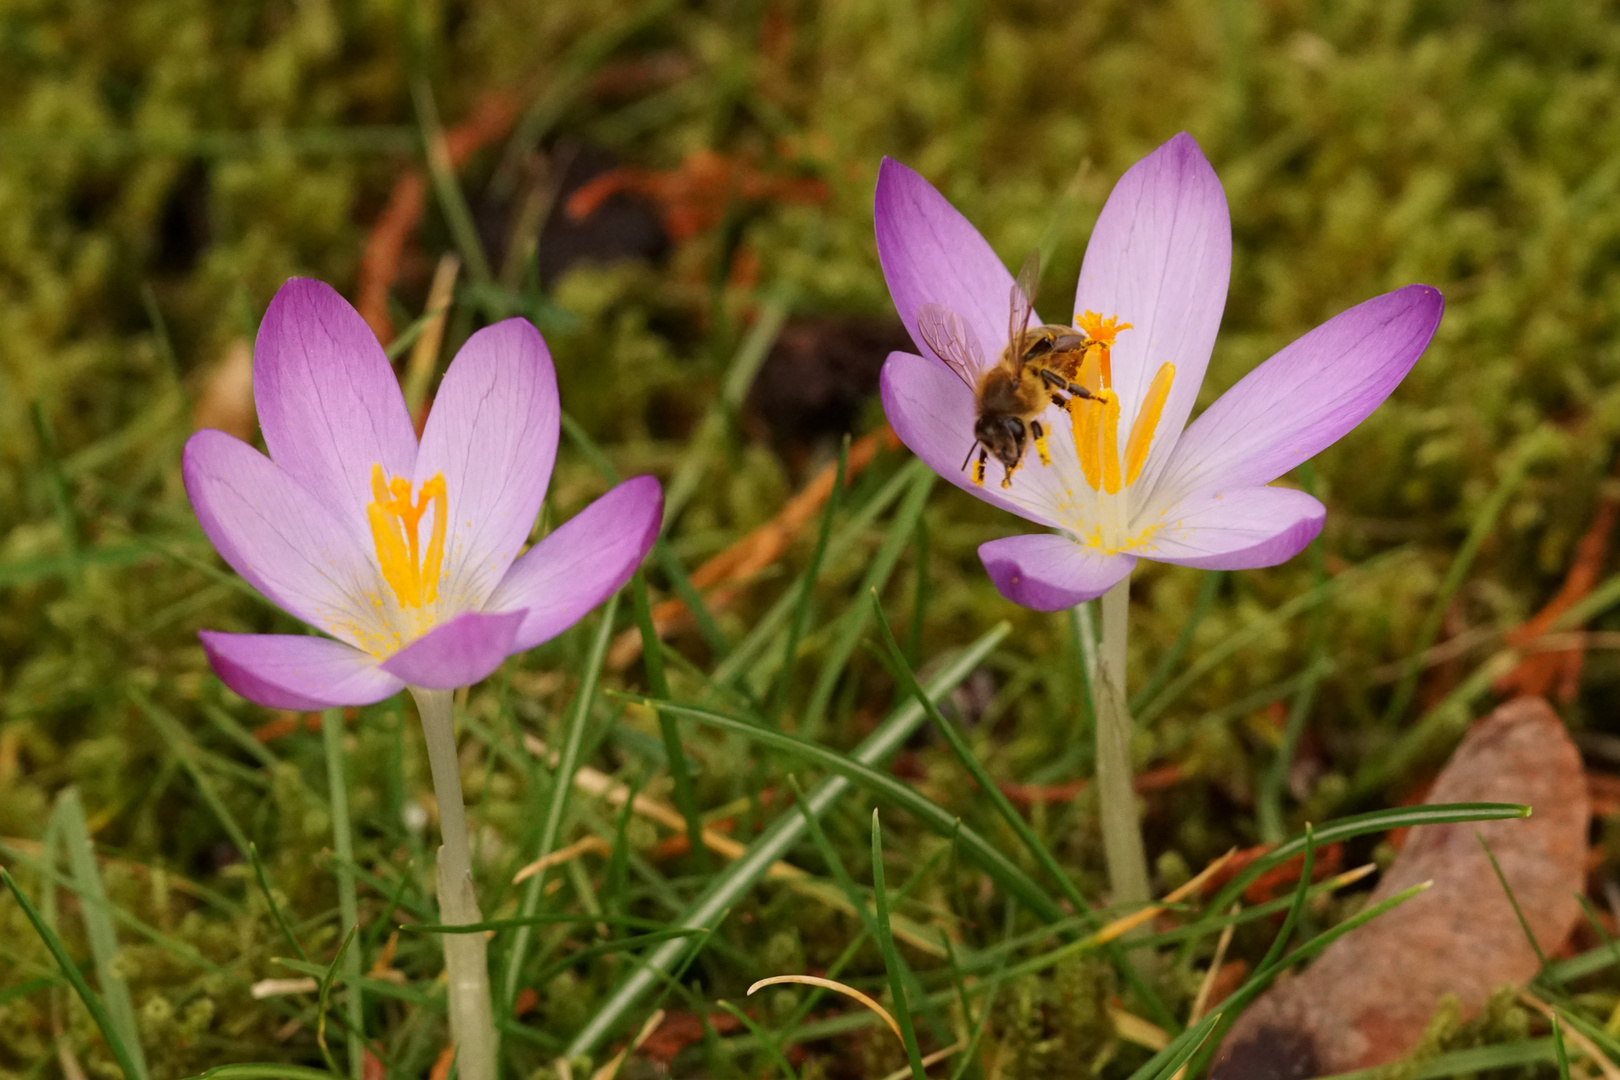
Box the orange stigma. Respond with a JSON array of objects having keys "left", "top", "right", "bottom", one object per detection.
[{"left": 1076, "top": 311, "right": 1133, "bottom": 347}]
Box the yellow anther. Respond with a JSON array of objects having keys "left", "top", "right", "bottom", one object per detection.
[
  {"left": 366, "top": 464, "right": 448, "bottom": 609},
  {"left": 1100, "top": 391, "right": 1122, "bottom": 495},
  {"left": 1124, "top": 362, "right": 1175, "bottom": 487},
  {"left": 1073, "top": 388, "right": 1102, "bottom": 490}
]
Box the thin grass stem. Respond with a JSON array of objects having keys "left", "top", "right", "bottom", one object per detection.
[
  {"left": 320, "top": 709, "right": 365, "bottom": 1079},
  {"left": 871, "top": 811, "right": 928, "bottom": 1080}
]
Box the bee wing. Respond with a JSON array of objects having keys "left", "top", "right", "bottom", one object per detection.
[
  {"left": 1009, "top": 250, "right": 1040, "bottom": 362},
  {"left": 916, "top": 304, "right": 989, "bottom": 390}
]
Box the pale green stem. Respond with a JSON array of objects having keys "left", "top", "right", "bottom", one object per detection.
[
  {"left": 320, "top": 708, "right": 364, "bottom": 1078},
  {"left": 1095, "top": 574, "right": 1150, "bottom": 907},
  {"left": 411, "top": 687, "right": 498, "bottom": 1080}
]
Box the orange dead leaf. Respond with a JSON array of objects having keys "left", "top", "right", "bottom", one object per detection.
[
  {"left": 1496, "top": 468, "right": 1620, "bottom": 701},
  {"left": 565, "top": 148, "right": 826, "bottom": 244}
]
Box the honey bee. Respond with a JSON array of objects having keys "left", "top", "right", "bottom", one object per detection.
[{"left": 917, "top": 253, "right": 1104, "bottom": 489}]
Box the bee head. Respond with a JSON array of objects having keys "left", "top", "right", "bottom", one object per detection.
[{"left": 974, "top": 415, "right": 1027, "bottom": 472}]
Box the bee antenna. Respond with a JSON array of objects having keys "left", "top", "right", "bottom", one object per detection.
[{"left": 960, "top": 440, "right": 980, "bottom": 472}]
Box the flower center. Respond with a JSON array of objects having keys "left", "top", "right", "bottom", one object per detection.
[
  {"left": 1069, "top": 311, "right": 1174, "bottom": 495},
  {"left": 366, "top": 465, "right": 447, "bottom": 610}
]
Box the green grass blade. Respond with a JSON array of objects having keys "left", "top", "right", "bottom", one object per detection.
[
  {"left": 408, "top": 77, "right": 493, "bottom": 285},
  {"left": 1133, "top": 882, "right": 1433, "bottom": 1080},
  {"left": 632, "top": 570, "right": 705, "bottom": 869},
  {"left": 502, "top": 593, "right": 621, "bottom": 1010},
  {"left": 1129, "top": 570, "right": 1223, "bottom": 713},
  {"left": 128, "top": 688, "right": 252, "bottom": 857},
  {"left": 1256, "top": 823, "right": 1314, "bottom": 975},
  {"left": 1201, "top": 802, "right": 1526, "bottom": 917},
  {"left": 1259, "top": 464, "right": 1328, "bottom": 844},
  {"left": 320, "top": 708, "right": 365, "bottom": 1079},
  {"left": 1350, "top": 650, "right": 1520, "bottom": 800},
  {"left": 802, "top": 466, "right": 936, "bottom": 733},
  {"left": 181, "top": 1067, "right": 345, "bottom": 1080},
  {"left": 315, "top": 925, "right": 358, "bottom": 1076},
  {"left": 1381, "top": 435, "right": 1544, "bottom": 725},
  {"left": 248, "top": 842, "right": 309, "bottom": 962},
  {"left": 564, "top": 622, "right": 1009, "bottom": 1058},
  {"left": 719, "top": 999, "right": 800, "bottom": 1080},
  {"left": 1, "top": 866, "right": 145, "bottom": 1079},
  {"left": 713, "top": 459, "right": 920, "bottom": 691},
  {"left": 1135, "top": 547, "right": 1411, "bottom": 725},
  {"left": 871, "top": 811, "right": 928, "bottom": 1080},
  {"left": 636, "top": 693, "right": 1066, "bottom": 925},
  {"left": 54, "top": 789, "right": 150, "bottom": 1080},
  {"left": 1477, "top": 831, "right": 1548, "bottom": 969},
  {"left": 870, "top": 590, "right": 1093, "bottom": 917},
  {"left": 661, "top": 283, "right": 793, "bottom": 526},
  {"left": 770, "top": 436, "right": 850, "bottom": 724}
]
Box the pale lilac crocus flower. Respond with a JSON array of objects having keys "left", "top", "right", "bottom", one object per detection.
[
  {"left": 184, "top": 277, "right": 662, "bottom": 708},
  {"left": 877, "top": 132, "right": 1443, "bottom": 611}
]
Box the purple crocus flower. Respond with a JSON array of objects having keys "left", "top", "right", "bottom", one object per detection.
[
  {"left": 185, "top": 278, "right": 662, "bottom": 708},
  {"left": 877, "top": 133, "right": 1443, "bottom": 610}
]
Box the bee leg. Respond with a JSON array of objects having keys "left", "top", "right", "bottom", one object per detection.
[
  {"left": 1050, "top": 392, "right": 1068, "bottom": 409},
  {"left": 971, "top": 447, "right": 988, "bottom": 487},
  {"left": 1000, "top": 456, "right": 1020, "bottom": 489},
  {"left": 1031, "top": 419, "right": 1052, "bottom": 466}
]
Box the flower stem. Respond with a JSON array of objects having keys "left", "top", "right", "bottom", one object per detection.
[
  {"left": 1095, "top": 574, "right": 1150, "bottom": 907},
  {"left": 411, "top": 687, "right": 498, "bottom": 1080}
]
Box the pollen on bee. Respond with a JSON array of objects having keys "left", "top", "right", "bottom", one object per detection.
[{"left": 1032, "top": 424, "right": 1052, "bottom": 467}]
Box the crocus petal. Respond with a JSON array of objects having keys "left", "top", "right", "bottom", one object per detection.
[
  {"left": 199, "top": 631, "right": 404, "bottom": 710},
  {"left": 379, "top": 609, "right": 526, "bottom": 689},
  {"left": 875, "top": 157, "right": 1030, "bottom": 372},
  {"left": 880, "top": 351, "right": 1057, "bottom": 526},
  {"left": 1152, "top": 285, "right": 1444, "bottom": 501},
  {"left": 1144, "top": 486, "right": 1325, "bottom": 570},
  {"left": 1073, "top": 132, "right": 1230, "bottom": 494},
  {"left": 486, "top": 475, "right": 662, "bottom": 651},
  {"left": 414, "top": 319, "right": 560, "bottom": 611},
  {"left": 184, "top": 429, "right": 382, "bottom": 648},
  {"left": 252, "top": 278, "right": 418, "bottom": 524},
  {"left": 978, "top": 533, "right": 1136, "bottom": 610}
]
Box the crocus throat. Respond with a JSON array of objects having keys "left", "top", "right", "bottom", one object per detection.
[{"left": 367, "top": 465, "right": 447, "bottom": 610}]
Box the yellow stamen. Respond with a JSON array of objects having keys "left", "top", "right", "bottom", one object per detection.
[
  {"left": 366, "top": 464, "right": 448, "bottom": 609},
  {"left": 1124, "top": 362, "right": 1175, "bottom": 487},
  {"left": 1072, "top": 342, "right": 1105, "bottom": 489},
  {"left": 1100, "top": 391, "right": 1122, "bottom": 495}
]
